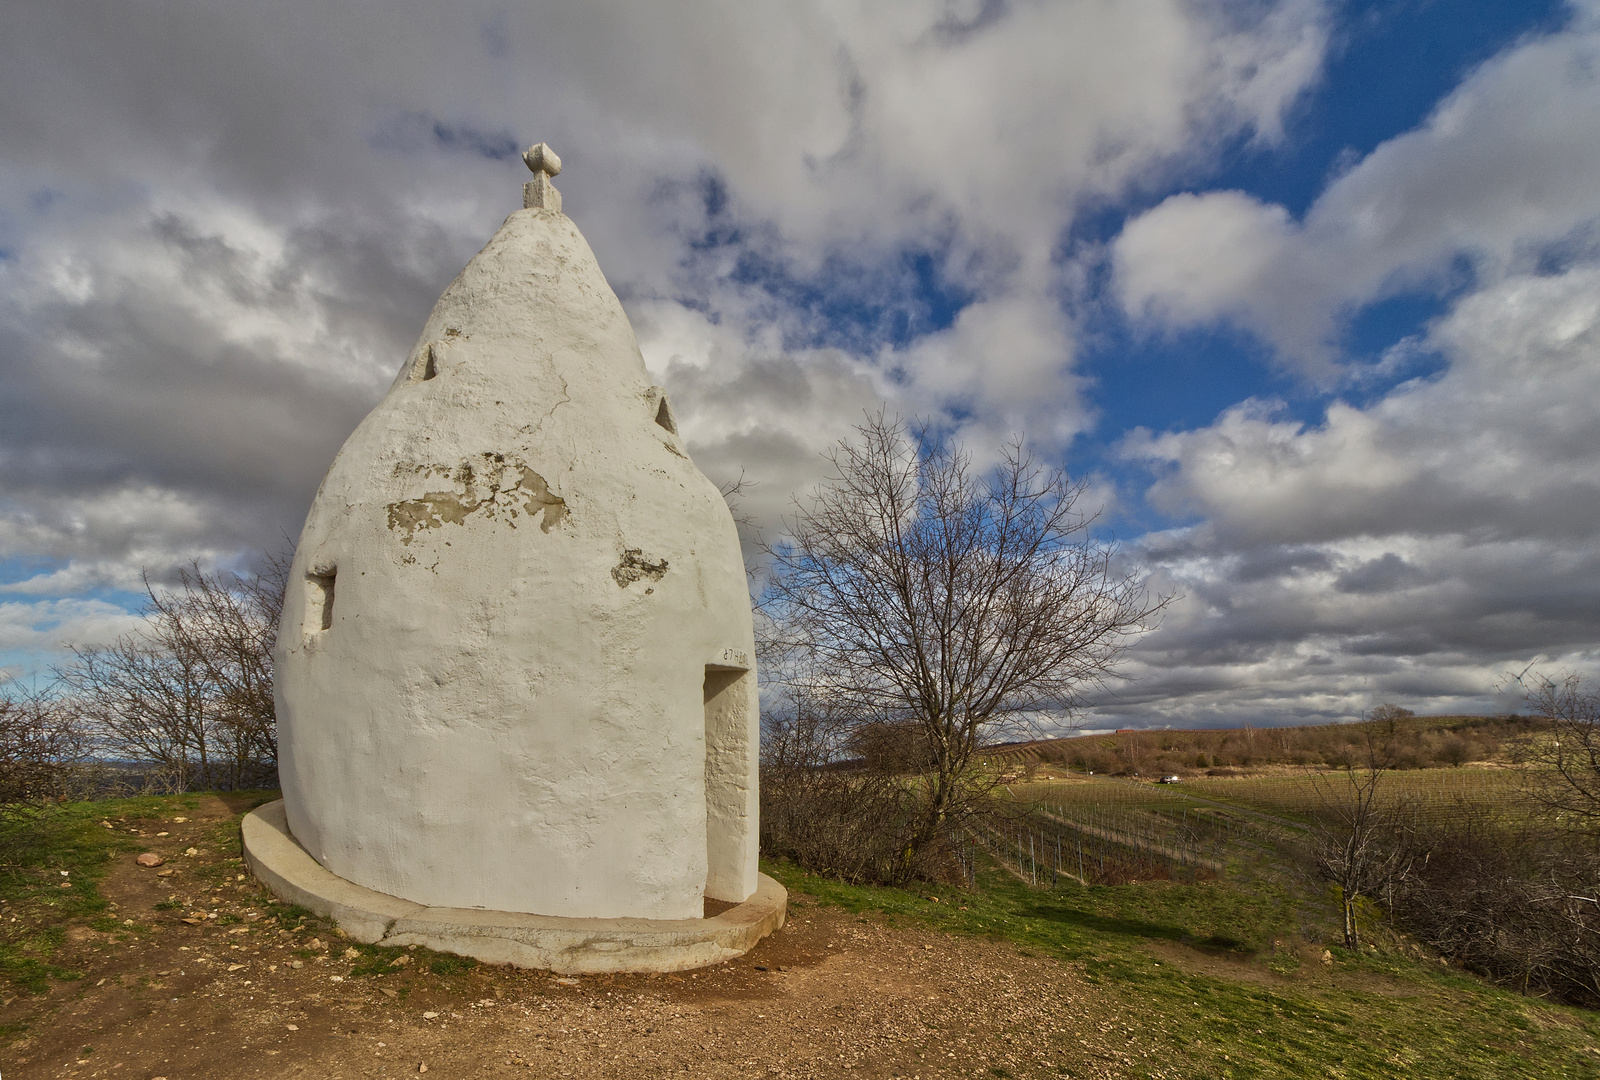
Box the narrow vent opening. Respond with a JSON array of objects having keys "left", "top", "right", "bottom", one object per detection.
[
  {"left": 654, "top": 395, "right": 677, "bottom": 433},
  {"left": 305, "top": 570, "right": 336, "bottom": 635},
  {"left": 410, "top": 342, "right": 439, "bottom": 383}
]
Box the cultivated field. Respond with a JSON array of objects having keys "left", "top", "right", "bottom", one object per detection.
[
  {"left": 984, "top": 765, "right": 1529, "bottom": 890},
  {"left": 1181, "top": 767, "right": 1524, "bottom": 822}
]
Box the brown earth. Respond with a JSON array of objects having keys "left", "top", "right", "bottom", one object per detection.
[{"left": 2, "top": 796, "right": 1163, "bottom": 1080}]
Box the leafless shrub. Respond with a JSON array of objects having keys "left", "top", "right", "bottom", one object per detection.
[
  {"left": 759, "top": 413, "right": 1166, "bottom": 884},
  {"left": 57, "top": 555, "right": 287, "bottom": 792},
  {"left": 1089, "top": 851, "right": 1176, "bottom": 887},
  {"left": 1392, "top": 812, "right": 1600, "bottom": 1006},
  {"left": 1519, "top": 672, "right": 1600, "bottom": 834},
  {"left": 1353, "top": 675, "right": 1600, "bottom": 1005},
  {"left": 0, "top": 682, "right": 88, "bottom": 824},
  {"left": 759, "top": 695, "right": 950, "bottom": 885}
]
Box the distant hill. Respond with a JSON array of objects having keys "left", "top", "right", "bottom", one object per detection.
[{"left": 983, "top": 713, "right": 1541, "bottom": 778}]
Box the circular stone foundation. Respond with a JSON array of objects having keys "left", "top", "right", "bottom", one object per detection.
[{"left": 241, "top": 801, "right": 787, "bottom": 974}]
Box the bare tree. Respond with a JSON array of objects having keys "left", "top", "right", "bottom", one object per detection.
[
  {"left": 1520, "top": 673, "right": 1600, "bottom": 833},
  {"left": 1311, "top": 729, "right": 1413, "bottom": 950},
  {"left": 760, "top": 413, "right": 1166, "bottom": 883},
  {"left": 1368, "top": 703, "right": 1414, "bottom": 726},
  {"left": 58, "top": 555, "right": 287, "bottom": 792},
  {"left": 59, "top": 633, "right": 215, "bottom": 792},
  {"left": 0, "top": 681, "right": 87, "bottom": 827},
  {"left": 145, "top": 558, "right": 286, "bottom": 786}
]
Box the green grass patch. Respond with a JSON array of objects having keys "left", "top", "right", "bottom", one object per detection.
[
  {"left": 764, "top": 858, "right": 1600, "bottom": 1080},
  {"left": 425, "top": 951, "right": 478, "bottom": 976},
  {"left": 340, "top": 940, "right": 469, "bottom": 980},
  {"left": 0, "top": 792, "right": 246, "bottom": 995},
  {"left": 258, "top": 899, "right": 313, "bottom": 930},
  {"left": 0, "top": 797, "right": 156, "bottom": 993},
  {"left": 345, "top": 942, "right": 415, "bottom": 978}
]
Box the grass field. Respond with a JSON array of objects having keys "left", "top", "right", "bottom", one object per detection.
[
  {"left": 768, "top": 857, "right": 1600, "bottom": 1079},
  {"left": 998, "top": 776, "right": 1298, "bottom": 887},
  {"left": 1016, "top": 767, "right": 1522, "bottom": 817},
  {"left": 0, "top": 795, "right": 173, "bottom": 996}
]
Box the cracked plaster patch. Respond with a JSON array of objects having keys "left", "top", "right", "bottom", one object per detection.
[{"left": 387, "top": 455, "right": 567, "bottom": 544}]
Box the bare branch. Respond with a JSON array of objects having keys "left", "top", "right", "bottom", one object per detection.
[
  {"left": 56, "top": 551, "right": 289, "bottom": 792},
  {"left": 759, "top": 412, "right": 1169, "bottom": 883}
]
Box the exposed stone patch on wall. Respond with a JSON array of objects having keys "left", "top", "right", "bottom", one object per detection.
[
  {"left": 611, "top": 548, "right": 668, "bottom": 587},
  {"left": 386, "top": 454, "right": 567, "bottom": 544},
  {"left": 517, "top": 467, "right": 567, "bottom": 532}
]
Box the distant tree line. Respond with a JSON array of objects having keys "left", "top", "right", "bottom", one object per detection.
[{"left": 1001, "top": 708, "right": 1530, "bottom": 778}]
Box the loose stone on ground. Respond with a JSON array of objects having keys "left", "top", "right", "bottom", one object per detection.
[{"left": 0, "top": 794, "right": 1147, "bottom": 1079}]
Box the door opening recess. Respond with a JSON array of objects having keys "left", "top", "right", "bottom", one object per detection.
[{"left": 703, "top": 664, "right": 751, "bottom": 903}]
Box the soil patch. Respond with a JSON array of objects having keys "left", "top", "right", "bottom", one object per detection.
[
  {"left": 3, "top": 798, "right": 1156, "bottom": 1079},
  {"left": 1143, "top": 938, "right": 1434, "bottom": 1000}
]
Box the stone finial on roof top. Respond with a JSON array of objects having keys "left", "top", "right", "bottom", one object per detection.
[
  {"left": 523, "top": 143, "right": 562, "bottom": 213},
  {"left": 524, "top": 143, "right": 561, "bottom": 176}
]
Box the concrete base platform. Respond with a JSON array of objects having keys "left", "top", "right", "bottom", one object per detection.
[{"left": 241, "top": 800, "right": 786, "bottom": 974}]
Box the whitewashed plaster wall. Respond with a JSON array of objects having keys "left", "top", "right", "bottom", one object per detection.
[{"left": 274, "top": 199, "right": 759, "bottom": 921}]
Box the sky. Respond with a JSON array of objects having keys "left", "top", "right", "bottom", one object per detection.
[{"left": 2, "top": 0, "right": 1597, "bottom": 728}]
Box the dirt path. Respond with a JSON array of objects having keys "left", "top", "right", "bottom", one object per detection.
[{"left": 3, "top": 798, "right": 1159, "bottom": 1080}]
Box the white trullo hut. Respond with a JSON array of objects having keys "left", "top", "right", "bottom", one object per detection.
[{"left": 270, "top": 145, "right": 761, "bottom": 930}]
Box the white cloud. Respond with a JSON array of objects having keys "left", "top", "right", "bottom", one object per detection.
[
  {"left": 1108, "top": 265, "right": 1600, "bottom": 724},
  {"left": 1127, "top": 266, "right": 1600, "bottom": 544},
  {"left": 1077, "top": 5, "right": 1600, "bottom": 724},
  {"left": 633, "top": 298, "right": 890, "bottom": 534},
  {"left": 0, "top": 597, "right": 146, "bottom": 683},
  {"left": 1113, "top": 2, "right": 1600, "bottom": 367},
  {"left": 0, "top": 1, "right": 1333, "bottom": 632}
]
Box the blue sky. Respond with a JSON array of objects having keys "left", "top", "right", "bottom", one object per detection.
[
  {"left": 1081, "top": 0, "right": 1565, "bottom": 448},
  {"left": 2, "top": 0, "right": 1598, "bottom": 726}
]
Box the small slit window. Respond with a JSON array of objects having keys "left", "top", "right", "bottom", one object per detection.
[
  {"left": 305, "top": 570, "right": 335, "bottom": 635},
  {"left": 654, "top": 395, "right": 677, "bottom": 433},
  {"left": 411, "top": 342, "right": 439, "bottom": 382}
]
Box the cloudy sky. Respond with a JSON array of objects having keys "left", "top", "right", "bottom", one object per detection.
[{"left": 2, "top": 0, "right": 1596, "bottom": 727}]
